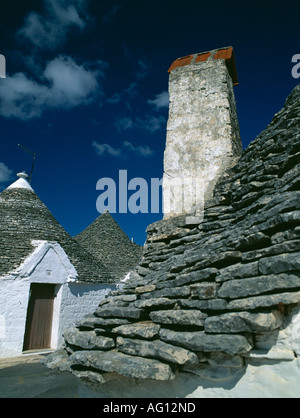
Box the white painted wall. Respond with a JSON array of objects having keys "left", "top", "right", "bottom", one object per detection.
[
  {"left": 0, "top": 277, "right": 31, "bottom": 357},
  {"left": 56, "top": 282, "right": 114, "bottom": 347},
  {"left": 0, "top": 241, "right": 115, "bottom": 358}
]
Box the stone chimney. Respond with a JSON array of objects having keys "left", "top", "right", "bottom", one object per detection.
[{"left": 163, "top": 46, "right": 242, "bottom": 219}]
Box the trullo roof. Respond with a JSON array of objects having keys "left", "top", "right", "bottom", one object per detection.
[
  {"left": 0, "top": 173, "right": 114, "bottom": 283},
  {"left": 75, "top": 210, "right": 143, "bottom": 280}
]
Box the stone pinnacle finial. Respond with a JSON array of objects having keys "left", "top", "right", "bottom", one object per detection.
[{"left": 17, "top": 172, "right": 29, "bottom": 180}]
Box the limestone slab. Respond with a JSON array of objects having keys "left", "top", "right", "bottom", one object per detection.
[
  {"left": 218, "top": 274, "right": 300, "bottom": 299},
  {"left": 113, "top": 322, "right": 161, "bottom": 339},
  {"left": 63, "top": 328, "right": 115, "bottom": 350},
  {"left": 204, "top": 311, "right": 282, "bottom": 334},
  {"left": 94, "top": 306, "right": 144, "bottom": 319},
  {"left": 150, "top": 309, "right": 207, "bottom": 326},
  {"left": 69, "top": 350, "right": 175, "bottom": 381},
  {"left": 159, "top": 328, "right": 252, "bottom": 355},
  {"left": 116, "top": 337, "right": 199, "bottom": 365}
]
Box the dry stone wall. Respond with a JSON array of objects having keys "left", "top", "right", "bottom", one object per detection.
[{"left": 45, "top": 84, "right": 300, "bottom": 394}]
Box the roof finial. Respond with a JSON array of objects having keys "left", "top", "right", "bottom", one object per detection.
[
  {"left": 17, "top": 172, "right": 29, "bottom": 180},
  {"left": 6, "top": 171, "right": 33, "bottom": 191}
]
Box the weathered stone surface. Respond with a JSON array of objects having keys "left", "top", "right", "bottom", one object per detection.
[
  {"left": 99, "top": 294, "right": 137, "bottom": 306},
  {"left": 133, "top": 298, "right": 175, "bottom": 309},
  {"left": 210, "top": 251, "right": 242, "bottom": 268},
  {"left": 159, "top": 329, "right": 252, "bottom": 355},
  {"left": 207, "top": 352, "right": 244, "bottom": 369},
  {"left": 235, "top": 232, "right": 271, "bottom": 251},
  {"left": 76, "top": 318, "right": 101, "bottom": 330},
  {"left": 204, "top": 311, "right": 282, "bottom": 333},
  {"left": 256, "top": 211, "right": 300, "bottom": 236},
  {"left": 218, "top": 273, "right": 300, "bottom": 299},
  {"left": 227, "top": 291, "right": 300, "bottom": 310},
  {"left": 94, "top": 306, "right": 144, "bottom": 319},
  {"left": 42, "top": 348, "right": 71, "bottom": 372},
  {"left": 155, "top": 268, "right": 218, "bottom": 289},
  {"left": 113, "top": 322, "right": 161, "bottom": 339},
  {"left": 141, "top": 286, "right": 191, "bottom": 299},
  {"left": 179, "top": 298, "right": 228, "bottom": 311},
  {"left": 77, "top": 316, "right": 132, "bottom": 328},
  {"left": 271, "top": 227, "right": 300, "bottom": 244},
  {"left": 258, "top": 253, "right": 300, "bottom": 275},
  {"left": 63, "top": 328, "right": 115, "bottom": 350},
  {"left": 196, "top": 282, "right": 218, "bottom": 299},
  {"left": 150, "top": 309, "right": 207, "bottom": 326},
  {"left": 72, "top": 369, "right": 106, "bottom": 384},
  {"left": 69, "top": 350, "right": 175, "bottom": 381},
  {"left": 116, "top": 337, "right": 199, "bottom": 365},
  {"left": 135, "top": 284, "right": 156, "bottom": 294},
  {"left": 216, "top": 261, "right": 259, "bottom": 283}
]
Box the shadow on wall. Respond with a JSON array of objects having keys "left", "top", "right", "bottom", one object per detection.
[{"left": 68, "top": 283, "right": 116, "bottom": 298}]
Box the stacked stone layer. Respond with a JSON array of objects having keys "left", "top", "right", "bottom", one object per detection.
[{"left": 47, "top": 84, "right": 300, "bottom": 383}]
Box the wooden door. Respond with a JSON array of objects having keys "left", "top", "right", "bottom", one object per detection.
[{"left": 23, "top": 283, "right": 55, "bottom": 351}]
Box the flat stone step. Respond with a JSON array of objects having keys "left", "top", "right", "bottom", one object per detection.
[{"left": 69, "top": 350, "right": 175, "bottom": 381}]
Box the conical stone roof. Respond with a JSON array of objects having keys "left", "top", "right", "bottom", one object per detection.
[
  {"left": 0, "top": 174, "right": 114, "bottom": 283},
  {"left": 75, "top": 211, "right": 143, "bottom": 280}
]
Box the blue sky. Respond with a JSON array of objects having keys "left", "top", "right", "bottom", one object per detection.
[{"left": 0, "top": 0, "right": 299, "bottom": 245}]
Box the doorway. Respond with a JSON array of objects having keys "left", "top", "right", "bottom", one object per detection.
[{"left": 23, "top": 283, "right": 55, "bottom": 351}]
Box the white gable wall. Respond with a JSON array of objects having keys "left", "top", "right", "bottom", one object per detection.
[{"left": 0, "top": 241, "right": 115, "bottom": 358}]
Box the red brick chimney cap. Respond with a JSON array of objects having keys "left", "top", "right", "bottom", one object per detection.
[{"left": 168, "top": 46, "right": 238, "bottom": 86}]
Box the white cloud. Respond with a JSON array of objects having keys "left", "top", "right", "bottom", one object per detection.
[
  {"left": 134, "top": 59, "right": 149, "bottom": 80},
  {"left": 44, "top": 56, "right": 100, "bottom": 107},
  {"left": 92, "top": 141, "right": 154, "bottom": 159},
  {"left": 114, "top": 114, "right": 166, "bottom": 133},
  {"left": 106, "top": 92, "right": 122, "bottom": 104},
  {"left": 0, "top": 163, "right": 14, "bottom": 186},
  {"left": 106, "top": 82, "right": 138, "bottom": 105},
  {"left": 92, "top": 142, "right": 123, "bottom": 158},
  {"left": 148, "top": 91, "right": 169, "bottom": 109},
  {"left": 114, "top": 117, "right": 134, "bottom": 131},
  {"left": 0, "top": 56, "right": 102, "bottom": 120},
  {"left": 122, "top": 141, "right": 154, "bottom": 157},
  {"left": 137, "top": 114, "right": 166, "bottom": 132},
  {"left": 18, "top": 0, "right": 88, "bottom": 50},
  {"left": 0, "top": 73, "right": 48, "bottom": 119}
]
